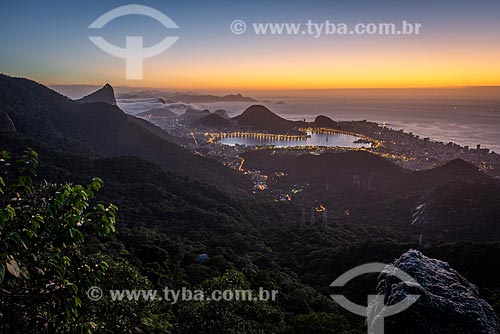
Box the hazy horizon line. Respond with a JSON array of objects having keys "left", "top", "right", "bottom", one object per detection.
[{"left": 48, "top": 82, "right": 500, "bottom": 92}]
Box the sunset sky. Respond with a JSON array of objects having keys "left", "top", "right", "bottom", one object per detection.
[{"left": 1, "top": 0, "right": 500, "bottom": 90}]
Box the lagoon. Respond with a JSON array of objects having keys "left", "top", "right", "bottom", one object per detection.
[{"left": 218, "top": 132, "right": 370, "bottom": 148}]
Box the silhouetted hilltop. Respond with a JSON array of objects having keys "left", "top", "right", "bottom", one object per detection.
[
  {"left": 137, "top": 108, "right": 177, "bottom": 118},
  {"left": 0, "top": 74, "right": 71, "bottom": 107},
  {"left": 77, "top": 83, "right": 116, "bottom": 105},
  {"left": 423, "top": 158, "right": 488, "bottom": 180},
  {"left": 233, "top": 105, "right": 298, "bottom": 131},
  {"left": 288, "top": 150, "right": 405, "bottom": 187},
  {"left": 193, "top": 113, "right": 233, "bottom": 128},
  {"left": 314, "top": 115, "right": 338, "bottom": 128},
  {"left": 390, "top": 158, "right": 491, "bottom": 193},
  {"left": 419, "top": 158, "right": 490, "bottom": 184}
]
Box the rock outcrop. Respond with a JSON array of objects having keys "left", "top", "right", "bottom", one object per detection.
[{"left": 372, "top": 249, "right": 500, "bottom": 334}]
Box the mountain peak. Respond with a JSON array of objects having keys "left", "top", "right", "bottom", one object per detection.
[
  {"left": 314, "top": 115, "right": 337, "bottom": 127},
  {"left": 77, "top": 83, "right": 116, "bottom": 105},
  {"left": 236, "top": 105, "right": 287, "bottom": 122},
  {"left": 234, "top": 105, "right": 297, "bottom": 131},
  {"left": 241, "top": 104, "right": 274, "bottom": 114}
]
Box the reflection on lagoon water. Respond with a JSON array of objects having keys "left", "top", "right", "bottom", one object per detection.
[{"left": 218, "top": 132, "right": 370, "bottom": 148}]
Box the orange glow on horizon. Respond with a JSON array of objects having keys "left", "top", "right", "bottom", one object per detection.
[{"left": 42, "top": 36, "right": 500, "bottom": 90}]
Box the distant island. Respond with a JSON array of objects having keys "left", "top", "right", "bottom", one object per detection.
[
  {"left": 170, "top": 92, "right": 257, "bottom": 103},
  {"left": 117, "top": 91, "right": 257, "bottom": 103}
]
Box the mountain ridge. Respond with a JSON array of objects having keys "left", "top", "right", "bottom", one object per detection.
[{"left": 0, "top": 74, "right": 249, "bottom": 192}]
